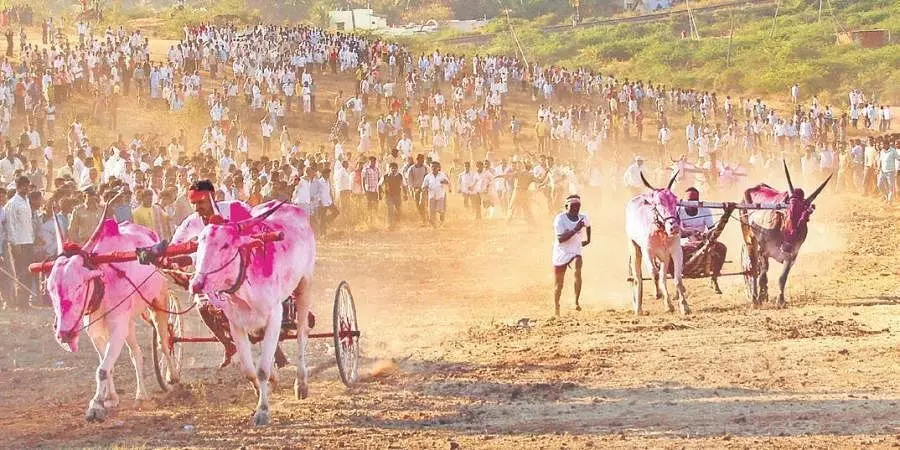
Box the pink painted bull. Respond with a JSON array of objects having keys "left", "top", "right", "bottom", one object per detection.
[
  {"left": 742, "top": 162, "right": 831, "bottom": 307},
  {"left": 169, "top": 198, "right": 292, "bottom": 369},
  {"left": 625, "top": 171, "right": 690, "bottom": 315},
  {"left": 189, "top": 200, "right": 315, "bottom": 426},
  {"left": 46, "top": 214, "right": 174, "bottom": 422}
]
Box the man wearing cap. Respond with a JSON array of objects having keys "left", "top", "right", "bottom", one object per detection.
[
  {"left": 552, "top": 194, "right": 590, "bottom": 316},
  {"left": 677, "top": 187, "right": 727, "bottom": 294}
]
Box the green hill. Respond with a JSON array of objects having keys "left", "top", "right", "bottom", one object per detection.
[{"left": 412, "top": 0, "right": 900, "bottom": 104}]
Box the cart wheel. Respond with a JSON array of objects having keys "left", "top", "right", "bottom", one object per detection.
[
  {"left": 741, "top": 245, "right": 758, "bottom": 305},
  {"left": 152, "top": 292, "right": 183, "bottom": 391},
  {"left": 333, "top": 281, "right": 360, "bottom": 387}
]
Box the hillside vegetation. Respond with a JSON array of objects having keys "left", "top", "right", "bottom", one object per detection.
[{"left": 414, "top": 0, "right": 900, "bottom": 104}]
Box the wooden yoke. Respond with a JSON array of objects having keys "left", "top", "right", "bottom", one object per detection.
[{"left": 29, "top": 231, "right": 285, "bottom": 274}]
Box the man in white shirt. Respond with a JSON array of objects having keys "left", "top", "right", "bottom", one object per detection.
[
  {"left": 395, "top": 133, "right": 413, "bottom": 159},
  {"left": 4, "top": 177, "right": 35, "bottom": 309},
  {"left": 0, "top": 149, "right": 23, "bottom": 185},
  {"left": 421, "top": 161, "right": 450, "bottom": 226},
  {"left": 623, "top": 156, "right": 645, "bottom": 195},
  {"left": 260, "top": 120, "right": 274, "bottom": 155},
  {"left": 552, "top": 195, "right": 590, "bottom": 316},
  {"left": 457, "top": 161, "right": 478, "bottom": 217},
  {"left": 291, "top": 166, "right": 314, "bottom": 214},
  {"left": 316, "top": 167, "right": 339, "bottom": 236},
  {"left": 333, "top": 159, "right": 352, "bottom": 207}
]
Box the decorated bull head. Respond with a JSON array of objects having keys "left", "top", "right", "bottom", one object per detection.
[
  {"left": 640, "top": 170, "right": 682, "bottom": 238},
  {"left": 46, "top": 198, "right": 121, "bottom": 352},
  {"left": 189, "top": 201, "right": 288, "bottom": 298},
  {"left": 47, "top": 253, "right": 104, "bottom": 353},
  {"left": 781, "top": 161, "right": 832, "bottom": 253}
]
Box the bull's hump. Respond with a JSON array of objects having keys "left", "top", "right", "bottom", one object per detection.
[{"left": 746, "top": 184, "right": 788, "bottom": 203}]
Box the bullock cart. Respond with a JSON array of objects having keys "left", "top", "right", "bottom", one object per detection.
[
  {"left": 626, "top": 200, "right": 787, "bottom": 303},
  {"left": 29, "top": 232, "right": 361, "bottom": 389}
]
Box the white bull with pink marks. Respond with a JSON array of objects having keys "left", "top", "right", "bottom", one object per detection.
[
  {"left": 625, "top": 171, "right": 691, "bottom": 316},
  {"left": 43, "top": 212, "right": 175, "bottom": 422},
  {"left": 189, "top": 200, "right": 316, "bottom": 426}
]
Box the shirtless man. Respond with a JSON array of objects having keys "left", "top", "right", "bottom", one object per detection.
[{"left": 552, "top": 195, "right": 591, "bottom": 316}]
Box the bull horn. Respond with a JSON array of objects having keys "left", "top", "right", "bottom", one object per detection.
[
  {"left": 639, "top": 171, "right": 656, "bottom": 190},
  {"left": 235, "top": 200, "right": 289, "bottom": 233},
  {"left": 52, "top": 206, "right": 65, "bottom": 255},
  {"left": 806, "top": 173, "right": 833, "bottom": 204},
  {"left": 782, "top": 160, "right": 795, "bottom": 193},
  {"left": 84, "top": 190, "right": 123, "bottom": 252},
  {"left": 667, "top": 170, "right": 680, "bottom": 191}
]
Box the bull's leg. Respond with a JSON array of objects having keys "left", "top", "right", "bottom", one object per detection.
[
  {"left": 757, "top": 255, "right": 770, "bottom": 306},
  {"left": 123, "top": 321, "right": 147, "bottom": 403},
  {"left": 673, "top": 245, "right": 690, "bottom": 315},
  {"left": 293, "top": 277, "right": 312, "bottom": 400},
  {"left": 776, "top": 259, "right": 795, "bottom": 308},
  {"left": 658, "top": 257, "right": 674, "bottom": 313},
  {"left": 630, "top": 243, "right": 645, "bottom": 316},
  {"left": 651, "top": 259, "right": 663, "bottom": 300},
  {"left": 86, "top": 326, "right": 127, "bottom": 422},
  {"left": 251, "top": 307, "right": 283, "bottom": 427},
  {"left": 230, "top": 323, "right": 259, "bottom": 396}
]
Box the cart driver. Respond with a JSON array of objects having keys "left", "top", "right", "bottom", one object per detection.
[
  {"left": 677, "top": 187, "right": 727, "bottom": 294},
  {"left": 188, "top": 179, "right": 246, "bottom": 225}
]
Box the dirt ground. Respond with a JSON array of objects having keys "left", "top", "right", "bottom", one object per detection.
[
  {"left": 1, "top": 188, "right": 898, "bottom": 449},
  {"left": 0, "top": 27, "right": 898, "bottom": 450}
]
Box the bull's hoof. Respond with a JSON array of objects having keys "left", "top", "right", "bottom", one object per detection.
[
  {"left": 680, "top": 304, "right": 692, "bottom": 315},
  {"left": 655, "top": 293, "right": 663, "bottom": 300},
  {"left": 85, "top": 405, "right": 106, "bottom": 422},
  {"left": 251, "top": 409, "right": 270, "bottom": 426}
]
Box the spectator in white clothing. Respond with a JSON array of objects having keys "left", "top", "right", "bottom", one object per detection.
[{"left": 4, "top": 176, "right": 34, "bottom": 309}]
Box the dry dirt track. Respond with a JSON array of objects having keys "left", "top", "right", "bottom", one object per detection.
[{"left": 0, "top": 188, "right": 898, "bottom": 449}]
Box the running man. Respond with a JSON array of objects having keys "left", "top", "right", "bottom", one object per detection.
[{"left": 552, "top": 195, "right": 591, "bottom": 316}]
